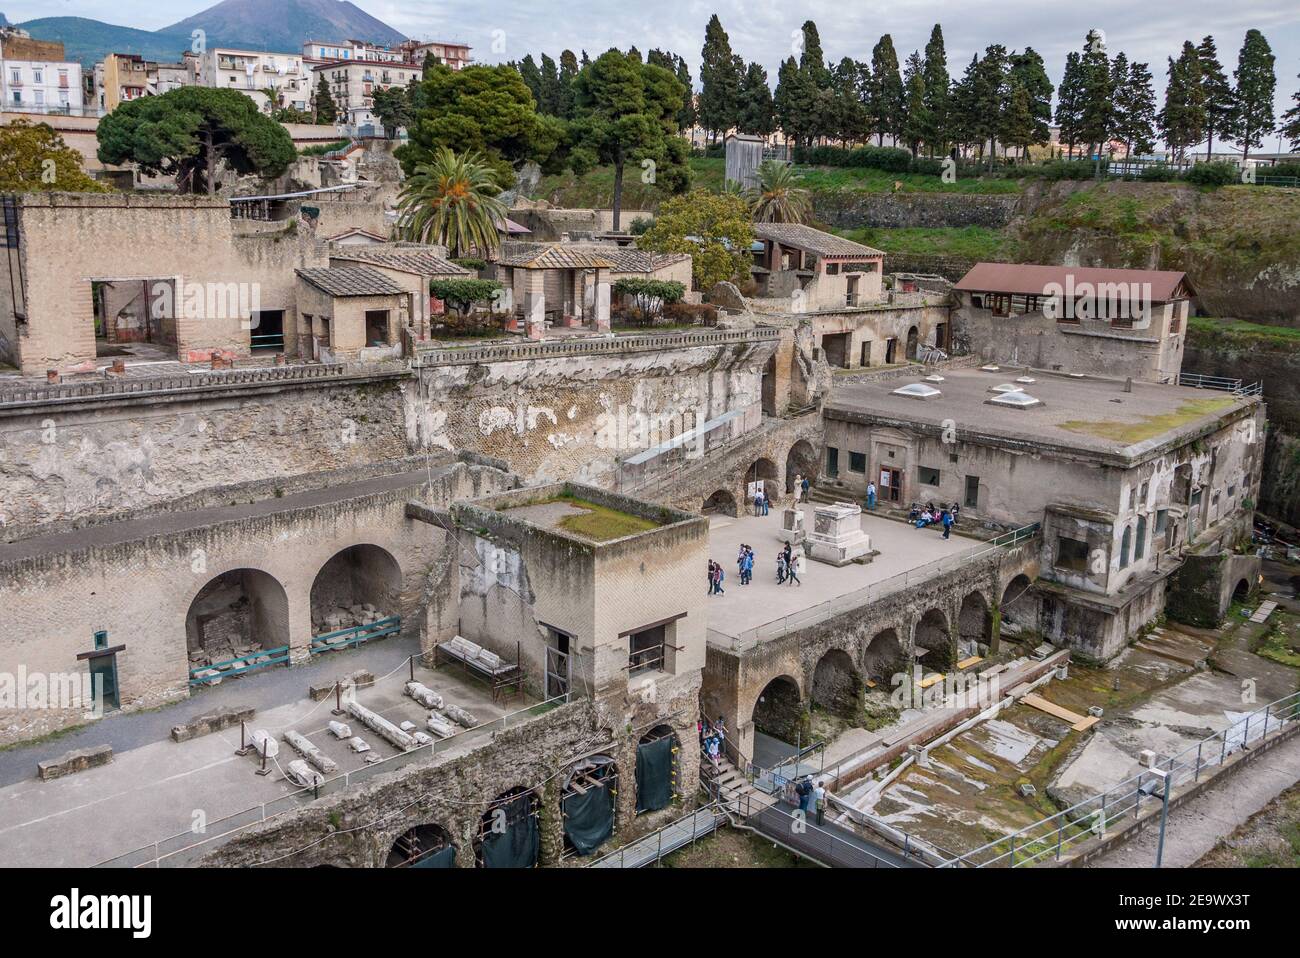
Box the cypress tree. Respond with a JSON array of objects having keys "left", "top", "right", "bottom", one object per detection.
[
  {"left": 1196, "top": 36, "right": 1234, "bottom": 159},
  {"left": 921, "top": 24, "right": 950, "bottom": 156},
  {"left": 1159, "top": 41, "right": 1206, "bottom": 162},
  {"left": 1228, "top": 29, "right": 1276, "bottom": 161},
  {"left": 870, "top": 34, "right": 905, "bottom": 146},
  {"left": 699, "top": 14, "right": 742, "bottom": 142}
]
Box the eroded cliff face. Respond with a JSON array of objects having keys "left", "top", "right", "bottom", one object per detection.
[{"left": 1009, "top": 180, "right": 1300, "bottom": 325}]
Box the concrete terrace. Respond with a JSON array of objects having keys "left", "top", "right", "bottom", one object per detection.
[
  {"left": 704, "top": 503, "right": 980, "bottom": 643},
  {"left": 0, "top": 642, "right": 542, "bottom": 867},
  {"left": 826, "top": 366, "right": 1256, "bottom": 461}
]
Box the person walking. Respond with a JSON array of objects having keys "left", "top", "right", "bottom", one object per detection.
[
  {"left": 866, "top": 480, "right": 877, "bottom": 510},
  {"left": 801, "top": 475, "right": 811, "bottom": 501},
  {"left": 813, "top": 780, "right": 826, "bottom": 826},
  {"left": 942, "top": 508, "right": 954, "bottom": 540},
  {"left": 776, "top": 551, "right": 787, "bottom": 584},
  {"left": 715, "top": 564, "right": 725, "bottom": 595},
  {"left": 761, "top": 489, "right": 770, "bottom": 516},
  {"left": 707, "top": 559, "right": 715, "bottom": 594},
  {"left": 787, "top": 549, "right": 802, "bottom": 587}
]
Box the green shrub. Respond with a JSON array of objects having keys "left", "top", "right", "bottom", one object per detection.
[
  {"left": 612, "top": 278, "right": 687, "bottom": 315},
  {"left": 1183, "top": 161, "right": 1239, "bottom": 186},
  {"left": 299, "top": 138, "right": 352, "bottom": 156},
  {"left": 429, "top": 278, "right": 504, "bottom": 314},
  {"left": 629, "top": 215, "right": 653, "bottom": 236},
  {"left": 451, "top": 257, "right": 488, "bottom": 272}
]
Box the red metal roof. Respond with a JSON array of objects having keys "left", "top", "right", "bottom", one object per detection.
[{"left": 954, "top": 263, "right": 1193, "bottom": 302}]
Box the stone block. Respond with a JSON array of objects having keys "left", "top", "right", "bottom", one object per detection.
[
  {"left": 781, "top": 507, "right": 805, "bottom": 546},
  {"left": 170, "top": 704, "right": 255, "bottom": 743},
  {"left": 804, "top": 502, "right": 871, "bottom": 566},
  {"left": 38, "top": 744, "right": 113, "bottom": 781}
]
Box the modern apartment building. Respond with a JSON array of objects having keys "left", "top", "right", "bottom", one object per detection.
[
  {"left": 193, "top": 47, "right": 310, "bottom": 113},
  {"left": 0, "top": 31, "right": 85, "bottom": 115}
]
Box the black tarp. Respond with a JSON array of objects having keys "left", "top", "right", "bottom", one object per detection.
[
  {"left": 479, "top": 795, "right": 539, "bottom": 868},
  {"left": 411, "top": 845, "right": 456, "bottom": 869},
  {"left": 636, "top": 736, "right": 674, "bottom": 813},
  {"left": 563, "top": 782, "right": 614, "bottom": 856}
]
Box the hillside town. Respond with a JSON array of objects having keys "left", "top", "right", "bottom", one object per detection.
[{"left": 0, "top": 0, "right": 1297, "bottom": 920}]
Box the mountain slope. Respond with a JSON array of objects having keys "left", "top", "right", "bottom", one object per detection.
[
  {"left": 17, "top": 17, "right": 202, "bottom": 66},
  {"left": 162, "top": 0, "right": 405, "bottom": 52}
]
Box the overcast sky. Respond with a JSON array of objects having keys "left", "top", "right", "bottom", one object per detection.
[{"left": 11, "top": 0, "right": 1300, "bottom": 136}]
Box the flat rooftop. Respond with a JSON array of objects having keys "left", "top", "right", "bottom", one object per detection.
[
  {"left": 705, "top": 504, "right": 981, "bottom": 645},
  {"left": 503, "top": 495, "right": 662, "bottom": 543},
  {"left": 826, "top": 367, "right": 1254, "bottom": 460}
]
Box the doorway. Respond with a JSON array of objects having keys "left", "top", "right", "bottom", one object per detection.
[
  {"left": 880, "top": 467, "right": 902, "bottom": 503},
  {"left": 545, "top": 627, "right": 571, "bottom": 699},
  {"left": 250, "top": 309, "right": 285, "bottom": 352},
  {"left": 885, "top": 338, "right": 897, "bottom": 364},
  {"left": 364, "top": 309, "right": 391, "bottom": 346}
]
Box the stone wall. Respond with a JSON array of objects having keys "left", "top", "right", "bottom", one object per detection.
[{"left": 814, "top": 192, "right": 1020, "bottom": 230}]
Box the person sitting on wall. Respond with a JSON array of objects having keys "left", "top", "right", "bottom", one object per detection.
[
  {"left": 908, "top": 502, "right": 922, "bottom": 522},
  {"left": 916, "top": 509, "right": 934, "bottom": 528}
]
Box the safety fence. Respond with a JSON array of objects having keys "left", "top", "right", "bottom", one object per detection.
[{"left": 939, "top": 689, "right": 1300, "bottom": 867}]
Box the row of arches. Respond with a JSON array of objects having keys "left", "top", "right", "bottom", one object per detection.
[
  {"left": 385, "top": 726, "right": 682, "bottom": 867},
  {"left": 701, "top": 439, "right": 819, "bottom": 517},
  {"left": 751, "top": 577, "right": 1039, "bottom": 739},
  {"left": 184, "top": 543, "right": 403, "bottom": 677}
]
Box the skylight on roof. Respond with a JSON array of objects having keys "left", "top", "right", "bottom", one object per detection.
[
  {"left": 893, "top": 383, "right": 942, "bottom": 400},
  {"left": 986, "top": 390, "right": 1043, "bottom": 409},
  {"left": 980, "top": 364, "right": 1001, "bottom": 372},
  {"left": 989, "top": 383, "right": 1022, "bottom": 393},
  {"left": 925, "top": 374, "right": 945, "bottom": 382},
  {"left": 1016, "top": 376, "right": 1037, "bottom": 384}
]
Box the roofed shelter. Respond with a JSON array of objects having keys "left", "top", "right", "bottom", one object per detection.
[
  {"left": 329, "top": 243, "right": 472, "bottom": 343},
  {"left": 751, "top": 223, "right": 885, "bottom": 311},
  {"left": 953, "top": 263, "right": 1194, "bottom": 383},
  {"left": 495, "top": 245, "right": 617, "bottom": 338},
  {"left": 294, "top": 266, "right": 409, "bottom": 362}
]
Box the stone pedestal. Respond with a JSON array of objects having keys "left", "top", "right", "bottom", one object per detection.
[
  {"left": 804, "top": 502, "right": 871, "bottom": 566},
  {"left": 594, "top": 275, "right": 611, "bottom": 333},
  {"left": 781, "top": 507, "right": 805, "bottom": 546}
]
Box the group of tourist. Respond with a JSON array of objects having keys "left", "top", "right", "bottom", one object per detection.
[
  {"left": 752, "top": 487, "right": 771, "bottom": 516},
  {"left": 794, "top": 775, "right": 827, "bottom": 826},
  {"left": 736, "top": 545, "right": 755, "bottom": 584},
  {"left": 706, "top": 559, "right": 727, "bottom": 595},
  {"left": 909, "top": 501, "right": 958, "bottom": 539},
  {"left": 699, "top": 715, "right": 728, "bottom": 770},
  {"left": 776, "top": 540, "right": 803, "bottom": 586}
]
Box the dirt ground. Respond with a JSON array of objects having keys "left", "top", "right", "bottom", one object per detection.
[
  {"left": 662, "top": 825, "right": 820, "bottom": 868},
  {"left": 1195, "top": 782, "right": 1300, "bottom": 868}
]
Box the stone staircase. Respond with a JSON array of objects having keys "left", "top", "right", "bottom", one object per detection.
[{"left": 700, "top": 754, "right": 770, "bottom": 813}]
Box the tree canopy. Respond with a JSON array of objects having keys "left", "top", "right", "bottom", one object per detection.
[
  {"left": 637, "top": 189, "right": 754, "bottom": 291},
  {"left": 96, "top": 87, "right": 294, "bottom": 193},
  {"left": 1, "top": 120, "right": 110, "bottom": 193}
]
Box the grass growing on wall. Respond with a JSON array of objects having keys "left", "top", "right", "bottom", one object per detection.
[
  {"left": 1059, "top": 397, "right": 1237, "bottom": 444},
  {"left": 1188, "top": 316, "right": 1300, "bottom": 348},
  {"left": 792, "top": 165, "right": 1022, "bottom": 194},
  {"left": 833, "top": 225, "right": 1012, "bottom": 259}
]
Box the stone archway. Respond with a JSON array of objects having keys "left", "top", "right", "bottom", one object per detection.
[
  {"left": 785, "top": 439, "right": 818, "bottom": 494},
  {"left": 310, "top": 543, "right": 402, "bottom": 637},
  {"left": 752, "top": 674, "right": 802, "bottom": 743},
  {"left": 811, "top": 648, "right": 862, "bottom": 718},
  {"left": 863, "top": 628, "right": 905, "bottom": 684},
  {"left": 387, "top": 823, "right": 455, "bottom": 868},
  {"left": 745, "top": 457, "right": 780, "bottom": 508},
  {"left": 1232, "top": 578, "right": 1252, "bottom": 604},
  {"left": 185, "top": 568, "right": 289, "bottom": 678},
  {"left": 703, "top": 488, "right": 739, "bottom": 516},
  {"left": 915, "top": 608, "right": 954, "bottom": 671},
  {"left": 1000, "top": 574, "right": 1037, "bottom": 638},
  {"left": 958, "top": 591, "right": 992, "bottom": 656},
  {"left": 905, "top": 325, "right": 920, "bottom": 360}
]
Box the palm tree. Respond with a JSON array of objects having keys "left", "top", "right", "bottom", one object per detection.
[
  {"left": 746, "top": 160, "right": 812, "bottom": 224},
  {"left": 395, "top": 147, "right": 507, "bottom": 257}
]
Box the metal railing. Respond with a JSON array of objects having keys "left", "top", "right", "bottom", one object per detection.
[
  {"left": 91, "top": 680, "right": 572, "bottom": 868},
  {"left": 708, "top": 522, "right": 1041, "bottom": 651},
  {"left": 1178, "top": 371, "right": 1264, "bottom": 397},
  {"left": 309, "top": 616, "right": 401, "bottom": 655},
  {"left": 413, "top": 327, "right": 781, "bottom": 367},
  {"left": 189, "top": 645, "right": 291, "bottom": 686},
  {"left": 939, "top": 689, "right": 1300, "bottom": 867},
  {"left": 586, "top": 803, "right": 726, "bottom": 867}
]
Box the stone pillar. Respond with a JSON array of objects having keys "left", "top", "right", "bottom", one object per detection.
[
  {"left": 564, "top": 269, "right": 585, "bottom": 328},
  {"left": 594, "top": 268, "right": 611, "bottom": 333},
  {"left": 523, "top": 268, "right": 545, "bottom": 340},
  {"left": 287, "top": 584, "right": 313, "bottom": 665}
]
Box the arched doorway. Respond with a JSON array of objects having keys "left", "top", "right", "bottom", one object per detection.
[
  {"left": 905, "top": 326, "right": 920, "bottom": 360},
  {"left": 915, "top": 609, "right": 953, "bottom": 671},
  {"left": 703, "top": 489, "right": 738, "bottom": 517},
  {"left": 863, "top": 628, "right": 904, "bottom": 684},
  {"left": 1232, "top": 578, "right": 1251, "bottom": 604},
  {"left": 476, "top": 786, "right": 540, "bottom": 868},
  {"left": 752, "top": 675, "right": 802, "bottom": 744},
  {"left": 812, "top": 648, "right": 862, "bottom": 718},
  {"left": 746, "top": 458, "right": 779, "bottom": 508},
  {"left": 1000, "top": 575, "right": 1037, "bottom": 637},
  {"left": 561, "top": 756, "right": 618, "bottom": 857},
  {"left": 958, "top": 592, "right": 992, "bottom": 656},
  {"left": 785, "top": 439, "right": 818, "bottom": 494},
  {"left": 310, "top": 544, "right": 402, "bottom": 647},
  {"left": 387, "top": 823, "right": 455, "bottom": 868},
  {"left": 636, "top": 726, "right": 679, "bottom": 814},
  {"left": 185, "top": 568, "right": 289, "bottom": 681}
]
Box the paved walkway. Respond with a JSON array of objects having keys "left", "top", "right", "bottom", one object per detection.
[
  {"left": 1089, "top": 729, "right": 1300, "bottom": 868},
  {"left": 705, "top": 505, "right": 978, "bottom": 637}
]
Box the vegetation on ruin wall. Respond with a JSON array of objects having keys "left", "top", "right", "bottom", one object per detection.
[
  {"left": 1059, "top": 397, "right": 1236, "bottom": 445},
  {"left": 1188, "top": 316, "right": 1300, "bottom": 350},
  {"left": 1016, "top": 181, "right": 1300, "bottom": 277},
  {"left": 834, "top": 225, "right": 1010, "bottom": 259}
]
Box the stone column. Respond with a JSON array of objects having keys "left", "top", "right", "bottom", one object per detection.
[
  {"left": 564, "top": 269, "right": 585, "bottom": 328},
  {"left": 524, "top": 269, "right": 545, "bottom": 340},
  {"left": 594, "top": 268, "right": 611, "bottom": 333}
]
